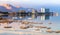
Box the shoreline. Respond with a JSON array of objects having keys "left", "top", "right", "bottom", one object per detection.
[
  {"left": 0, "top": 30, "right": 60, "bottom": 35},
  {"left": 0, "top": 20, "right": 60, "bottom": 35}
]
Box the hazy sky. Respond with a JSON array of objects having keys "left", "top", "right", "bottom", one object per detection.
[
  {"left": 0, "top": 0, "right": 60, "bottom": 6},
  {"left": 0, "top": 0, "right": 60, "bottom": 12}
]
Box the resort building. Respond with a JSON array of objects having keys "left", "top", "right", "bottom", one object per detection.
[{"left": 40, "top": 8, "right": 50, "bottom": 13}]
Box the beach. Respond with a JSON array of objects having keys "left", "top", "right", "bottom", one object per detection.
[
  {"left": 0, "top": 20, "right": 60, "bottom": 35},
  {"left": 0, "top": 0, "right": 60, "bottom": 35}
]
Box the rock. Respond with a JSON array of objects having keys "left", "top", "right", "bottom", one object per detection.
[
  {"left": 46, "top": 29, "right": 54, "bottom": 33},
  {"left": 20, "top": 26, "right": 29, "bottom": 29},
  {"left": 4, "top": 26, "right": 12, "bottom": 28},
  {"left": 0, "top": 19, "right": 13, "bottom": 24},
  {"left": 48, "top": 22, "right": 52, "bottom": 24},
  {"left": 40, "top": 26, "right": 47, "bottom": 28},
  {"left": 55, "top": 30, "right": 60, "bottom": 33},
  {"left": 20, "top": 24, "right": 29, "bottom": 29},
  {"left": 47, "top": 27, "right": 51, "bottom": 29},
  {"left": 35, "top": 28, "right": 40, "bottom": 31},
  {"left": 39, "top": 23, "right": 43, "bottom": 24},
  {"left": 35, "top": 26, "right": 41, "bottom": 28},
  {"left": 35, "top": 26, "right": 47, "bottom": 28},
  {"left": 29, "top": 25, "right": 33, "bottom": 28},
  {"left": 22, "top": 21, "right": 29, "bottom": 24}
]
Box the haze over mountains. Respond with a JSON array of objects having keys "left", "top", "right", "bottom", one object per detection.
[
  {"left": 0, "top": 3, "right": 60, "bottom": 13},
  {"left": 0, "top": 4, "right": 30, "bottom": 12}
]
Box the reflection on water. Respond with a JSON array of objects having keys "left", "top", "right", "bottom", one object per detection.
[
  {"left": 0, "top": 12, "right": 60, "bottom": 35},
  {"left": 0, "top": 13, "right": 58, "bottom": 20}
]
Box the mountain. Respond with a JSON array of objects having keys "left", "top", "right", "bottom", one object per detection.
[
  {"left": 0, "top": 4, "right": 26, "bottom": 12},
  {"left": 0, "top": 4, "right": 33, "bottom": 12},
  {"left": 0, "top": 4, "right": 12, "bottom": 12}
]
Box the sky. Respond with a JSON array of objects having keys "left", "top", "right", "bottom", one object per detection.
[
  {"left": 0, "top": 0, "right": 60, "bottom": 23},
  {"left": 0, "top": 0, "right": 60, "bottom": 12},
  {"left": 0, "top": 0, "right": 60, "bottom": 6}
]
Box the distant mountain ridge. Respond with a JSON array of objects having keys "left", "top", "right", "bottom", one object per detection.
[
  {"left": 0, "top": 4, "right": 35, "bottom": 13},
  {"left": 0, "top": 4, "right": 26, "bottom": 12}
]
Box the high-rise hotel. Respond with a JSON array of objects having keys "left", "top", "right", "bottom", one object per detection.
[{"left": 40, "top": 8, "right": 50, "bottom": 20}]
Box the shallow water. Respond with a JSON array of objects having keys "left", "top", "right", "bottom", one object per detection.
[{"left": 0, "top": 13, "right": 60, "bottom": 35}]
